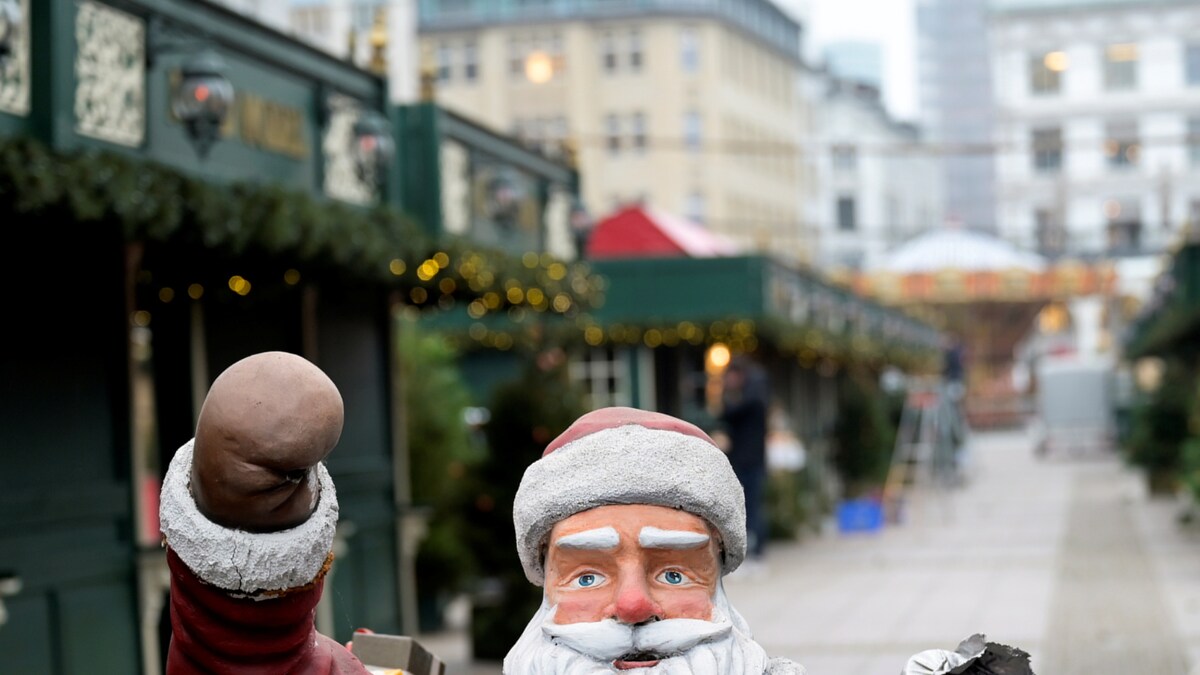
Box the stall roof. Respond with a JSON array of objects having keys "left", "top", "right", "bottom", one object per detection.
[
  {"left": 589, "top": 255, "right": 943, "bottom": 361},
  {"left": 587, "top": 206, "right": 742, "bottom": 259}
]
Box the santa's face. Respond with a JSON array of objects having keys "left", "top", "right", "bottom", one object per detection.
[
  {"left": 505, "top": 504, "right": 770, "bottom": 673},
  {"left": 546, "top": 504, "right": 720, "bottom": 632}
]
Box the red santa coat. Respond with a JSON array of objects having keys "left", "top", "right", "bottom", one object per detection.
[{"left": 165, "top": 548, "right": 368, "bottom": 674}]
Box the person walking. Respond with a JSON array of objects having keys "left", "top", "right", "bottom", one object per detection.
[{"left": 717, "top": 356, "right": 770, "bottom": 571}]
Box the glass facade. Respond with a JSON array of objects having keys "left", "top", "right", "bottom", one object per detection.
[{"left": 916, "top": 0, "right": 996, "bottom": 231}]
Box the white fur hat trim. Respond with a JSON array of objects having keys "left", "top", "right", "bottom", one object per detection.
[
  {"left": 159, "top": 439, "right": 339, "bottom": 594},
  {"left": 514, "top": 425, "right": 747, "bottom": 585}
]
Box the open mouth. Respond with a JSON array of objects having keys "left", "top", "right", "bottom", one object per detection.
[{"left": 613, "top": 652, "right": 663, "bottom": 670}]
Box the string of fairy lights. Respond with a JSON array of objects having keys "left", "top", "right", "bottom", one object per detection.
[
  {"left": 127, "top": 246, "right": 939, "bottom": 372},
  {"left": 0, "top": 135, "right": 936, "bottom": 371}
]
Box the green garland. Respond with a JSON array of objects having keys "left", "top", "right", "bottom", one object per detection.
[
  {"left": 435, "top": 309, "right": 940, "bottom": 373},
  {"left": 0, "top": 135, "right": 603, "bottom": 314}
]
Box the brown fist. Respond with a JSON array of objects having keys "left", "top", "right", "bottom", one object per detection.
[{"left": 191, "top": 351, "right": 344, "bottom": 533}]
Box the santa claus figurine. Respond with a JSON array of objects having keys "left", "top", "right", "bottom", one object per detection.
[{"left": 506, "top": 406, "right": 805, "bottom": 674}]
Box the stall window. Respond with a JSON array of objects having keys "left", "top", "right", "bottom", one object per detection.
[{"left": 570, "top": 347, "right": 632, "bottom": 409}]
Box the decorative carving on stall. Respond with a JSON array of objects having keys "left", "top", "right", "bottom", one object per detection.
[
  {"left": 0, "top": 0, "right": 30, "bottom": 116},
  {"left": 74, "top": 0, "right": 145, "bottom": 147},
  {"left": 440, "top": 138, "right": 470, "bottom": 234},
  {"left": 322, "top": 93, "right": 373, "bottom": 205}
]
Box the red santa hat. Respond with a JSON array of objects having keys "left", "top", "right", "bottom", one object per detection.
[{"left": 513, "top": 407, "right": 747, "bottom": 586}]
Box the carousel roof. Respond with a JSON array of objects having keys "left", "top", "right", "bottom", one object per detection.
[{"left": 877, "top": 228, "right": 1047, "bottom": 274}]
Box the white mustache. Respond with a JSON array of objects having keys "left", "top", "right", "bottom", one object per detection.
[{"left": 542, "top": 613, "right": 733, "bottom": 663}]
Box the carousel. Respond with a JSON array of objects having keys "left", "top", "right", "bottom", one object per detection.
[{"left": 849, "top": 228, "right": 1127, "bottom": 428}]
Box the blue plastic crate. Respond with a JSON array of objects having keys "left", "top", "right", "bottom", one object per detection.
[{"left": 837, "top": 499, "right": 884, "bottom": 533}]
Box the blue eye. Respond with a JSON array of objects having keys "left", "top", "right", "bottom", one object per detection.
[
  {"left": 573, "top": 573, "right": 605, "bottom": 588},
  {"left": 660, "top": 570, "right": 686, "bottom": 585}
]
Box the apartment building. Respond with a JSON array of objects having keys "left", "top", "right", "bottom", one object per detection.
[
  {"left": 814, "top": 77, "right": 944, "bottom": 271},
  {"left": 415, "top": 0, "right": 817, "bottom": 262},
  {"left": 989, "top": 0, "right": 1200, "bottom": 258}
]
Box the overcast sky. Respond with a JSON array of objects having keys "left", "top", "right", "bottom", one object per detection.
[{"left": 775, "top": 0, "right": 919, "bottom": 122}]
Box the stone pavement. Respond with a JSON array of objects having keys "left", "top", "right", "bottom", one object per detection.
[{"left": 419, "top": 428, "right": 1200, "bottom": 674}]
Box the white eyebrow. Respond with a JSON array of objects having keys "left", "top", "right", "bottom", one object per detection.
[
  {"left": 555, "top": 527, "right": 620, "bottom": 550},
  {"left": 639, "top": 527, "right": 711, "bottom": 549}
]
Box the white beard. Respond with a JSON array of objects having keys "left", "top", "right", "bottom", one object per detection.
[{"left": 503, "top": 584, "right": 772, "bottom": 675}]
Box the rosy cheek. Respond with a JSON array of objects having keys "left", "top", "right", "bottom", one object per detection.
[
  {"left": 657, "top": 590, "right": 714, "bottom": 621},
  {"left": 551, "top": 593, "right": 610, "bottom": 624}
]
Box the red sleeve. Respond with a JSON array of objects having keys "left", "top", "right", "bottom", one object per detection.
[{"left": 165, "top": 548, "right": 369, "bottom": 674}]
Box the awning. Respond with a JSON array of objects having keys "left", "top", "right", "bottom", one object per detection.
[{"left": 587, "top": 206, "right": 742, "bottom": 259}]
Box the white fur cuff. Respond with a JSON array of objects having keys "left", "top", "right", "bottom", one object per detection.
[
  {"left": 159, "top": 439, "right": 339, "bottom": 594},
  {"left": 514, "top": 426, "right": 747, "bottom": 585}
]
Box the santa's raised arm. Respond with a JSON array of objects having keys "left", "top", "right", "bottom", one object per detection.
[{"left": 158, "top": 351, "right": 369, "bottom": 674}]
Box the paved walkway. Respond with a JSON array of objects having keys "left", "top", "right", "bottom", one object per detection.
[{"left": 420, "top": 429, "right": 1200, "bottom": 674}]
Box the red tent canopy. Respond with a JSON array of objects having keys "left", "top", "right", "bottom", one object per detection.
[{"left": 586, "top": 206, "right": 741, "bottom": 259}]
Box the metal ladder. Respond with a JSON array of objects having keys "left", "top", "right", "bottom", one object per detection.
[{"left": 882, "top": 379, "right": 963, "bottom": 523}]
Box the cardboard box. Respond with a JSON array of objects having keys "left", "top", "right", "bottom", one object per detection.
[{"left": 353, "top": 633, "right": 446, "bottom": 675}]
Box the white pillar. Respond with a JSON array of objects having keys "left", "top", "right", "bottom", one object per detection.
[
  {"left": 1069, "top": 296, "right": 1104, "bottom": 357},
  {"left": 387, "top": 0, "right": 419, "bottom": 103}
]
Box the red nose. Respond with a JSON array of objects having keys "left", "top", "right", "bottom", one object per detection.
[{"left": 611, "top": 578, "right": 662, "bottom": 625}]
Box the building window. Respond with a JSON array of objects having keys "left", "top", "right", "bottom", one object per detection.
[
  {"left": 684, "top": 111, "right": 702, "bottom": 152},
  {"left": 551, "top": 33, "right": 566, "bottom": 75},
  {"left": 1030, "top": 51, "right": 1066, "bottom": 95},
  {"left": 1032, "top": 127, "right": 1063, "bottom": 172},
  {"left": 548, "top": 116, "right": 568, "bottom": 157},
  {"left": 629, "top": 29, "right": 643, "bottom": 72},
  {"left": 569, "top": 347, "right": 632, "bottom": 409},
  {"left": 1105, "top": 197, "right": 1141, "bottom": 252},
  {"left": 1189, "top": 117, "right": 1200, "bottom": 166},
  {"left": 685, "top": 190, "right": 706, "bottom": 224},
  {"left": 436, "top": 41, "right": 453, "bottom": 83},
  {"left": 832, "top": 144, "right": 857, "bottom": 172},
  {"left": 1188, "top": 43, "right": 1200, "bottom": 86},
  {"left": 463, "top": 40, "right": 478, "bottom": 82},
  {"left": 605, "top": 114, "right": 621, "bottom": 155},
  {"left": 1035, "top": 208, "right": 1065, "bottom": 255},
  {"left": 1104, "top": 43, "right": 1138, "bottom": 91},
  {"left": 602, "top": 32, "right": 617, "bottom": 73},
  {"left": 631, "top": 112, "right": 647, "bottom": 153},
  {"left": 352, "top": 2, "right": 374, "bottom": 31},
  {"left": 1104, "top": 120, "right": 1139, "bottom": 168},
  {"left": 837, "top": 196, "right": 857, "bottom": 232},
  {"left": 528, "top": 118, "right": 546, "bottom": 152},
  {"left": 509, "top": 36, "right": 525, "bottom": 78},
  {"left": 680, "top": 26, "right": 699, "bottom": 73}
]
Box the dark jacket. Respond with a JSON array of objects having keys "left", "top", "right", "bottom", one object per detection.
[{"left": 720, "top": 367, "right": 768, "bottom": 477}]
